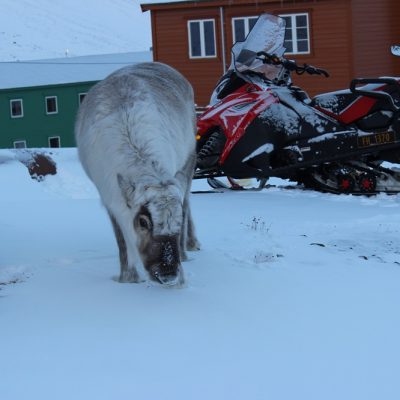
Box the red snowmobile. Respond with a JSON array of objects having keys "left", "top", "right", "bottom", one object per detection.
[{"left": 195, "top": 14, "right": 400, "bottom": 194}]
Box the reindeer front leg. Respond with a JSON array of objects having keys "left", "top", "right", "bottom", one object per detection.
[{"left": 108, "top": 210, "right": 142, "bottom": 283}]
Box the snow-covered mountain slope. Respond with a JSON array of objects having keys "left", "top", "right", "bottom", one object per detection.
[{"left": 0, "top": 0, "right": 152, "bottom": 61}]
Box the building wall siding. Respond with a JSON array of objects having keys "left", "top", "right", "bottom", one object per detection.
[
  {"left": 152, "top": 7, "right": 225, "bottom": 107},
  {"left": 352, "top": 0, "right": 400, "bottom": 77}
]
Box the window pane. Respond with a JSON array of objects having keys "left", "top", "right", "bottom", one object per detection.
[
  {"left": 46, "top": 97, "right": 57, "bottom": 113},
  {"left": 14, "top": 141, "right": 26, "bottom": 149},
  {"left": 249, "top": 17, "right": 258, "bottom": 31},
  {"left": 49, "top": 137, "right": 60, "bottom": 148},
  {"left": 279, "top": 13, "right": 310, "bottom": 54},
  {"left": 297, "top": 40, "right": 309, "bottom": 52},
  {"left": 282, "top": 16, "right": 291, "bottom": 28},
  {"left": 284, "top": 40, "right": 293, "bottom": 53},
  {"left": 11, "top": 100, "right": 22, "bottom": 116},
  {"left": 296, "top": 15, "right": 307, "bottom": 27},
  {"left": 204, "top": 20, "right": 215, "bottom": 56},
  {"left": 297, "top": 27, "right": 308, "bottom": 40},
  {"left": 234, "top": 19, "right": 245, "bottom": 42},
  {"left": 190, "top": 22, "right": 201, "bottom": 57}
]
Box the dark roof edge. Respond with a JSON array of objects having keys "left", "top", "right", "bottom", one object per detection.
[
  {"left": 140, "top": 0, "right": 298, "bottom": 12},
  {"left": 141, "top": 0, "right": 251, "bottom": 12},
  {"left": 0, "top": 80, "right": 99, "bottom": 93}
]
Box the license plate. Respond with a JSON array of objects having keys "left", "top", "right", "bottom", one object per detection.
[{"left": 357, "top": 131, "right": 395, "bottom": 148}]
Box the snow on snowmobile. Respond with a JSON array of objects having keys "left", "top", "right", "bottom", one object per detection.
[{"left": 195, "top": 14, "right": 400, "bottom": 194}]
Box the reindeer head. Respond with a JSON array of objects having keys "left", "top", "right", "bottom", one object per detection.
[{"left": 118, "top": 174, "right": 185, "bottom": 286}]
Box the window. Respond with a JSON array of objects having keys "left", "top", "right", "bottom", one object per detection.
[
  {"left": 48, "top": 136, "right": 61, "bottom": 148},
  {"left": 10, "top": 99, "right": 23, "bottom": 118},
  {"left": 188, "top": 19, "right": 216, "bottom": 58},
  {"left": 232, "top": 16, "right": 258, "bottom": 43},
  {"left": 45, "top": 96, "right": 58, "bottom": 114},
  {"left": 14, "top": 140, "right": 27, "bottom": 149},
  {"left": 280, "top": 13, "right": 310, "bottom": 54},
  {"left": 78, "top": 93, "right": 87, "bottom": 104}
]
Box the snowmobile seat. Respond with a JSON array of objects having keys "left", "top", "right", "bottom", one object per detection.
[{"left": 312, "top": 77, "right": 400, "bottom": 125}]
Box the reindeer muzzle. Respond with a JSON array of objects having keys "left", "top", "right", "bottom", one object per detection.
[{"left": 148, "top": 236, "right": 182, "bottom": 286}]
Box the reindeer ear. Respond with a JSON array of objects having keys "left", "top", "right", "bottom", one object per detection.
[
  {"left": 117, "top": 174, "right": 136, "bottom": 208},
  {"left": 174, "top": 170, "right": 186, "bottom": 190},
  {"left": 175, "top": 153, "right": 196, "bottom": 186}
]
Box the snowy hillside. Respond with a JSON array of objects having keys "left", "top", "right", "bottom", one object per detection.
[
  {"left": 1, "top": 148, "right": 400, "bottom": 399},
  {"left": 0, "top": 0, "right": 152, "bottom": 60}
]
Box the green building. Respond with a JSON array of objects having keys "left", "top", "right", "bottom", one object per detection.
[
  {"left": 0, "top": 81, "right": 96, "bottom": 148},
  {"left": 0, "top": 51, "right": 151, "bottom": 149}
]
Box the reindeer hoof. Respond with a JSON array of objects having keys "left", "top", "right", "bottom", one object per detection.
[
  {"left": 119, "top": 269, "right": 141, "bottom": 283},
  {"left": 187, "top": 239, "right": 201, "bottom": 251}
]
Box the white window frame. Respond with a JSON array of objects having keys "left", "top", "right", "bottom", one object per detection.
[
  {"left": 10, "top": 99, "right": 24, "bottom": 118},
  {"left": 188, "top": 19, "right": 217, "bottom": 59},
  {"left": 232, "top": 16, "right": 258, "bottom": 43},
  {"left": 280, "top": 13, "right": 310, "bottom": 55},
  {"left": 13, "top": 140, "right": 27, "bottom": 148},
  {"left": 45, "top": 96, "right": 58, "bottom": 115},
  {"left": 78, "top": 93, "right": 87, "bottom": 104},
  {"left": 48, "top": 136, "right": 61, "bottom": 148}
]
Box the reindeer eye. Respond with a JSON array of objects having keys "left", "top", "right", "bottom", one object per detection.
[{"left": 138, "top": 214, "right": 152, "bottom": 230}]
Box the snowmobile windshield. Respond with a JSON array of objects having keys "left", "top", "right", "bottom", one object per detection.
[{"left": 232, "top": 14, "right": 286, "bottom": 80}]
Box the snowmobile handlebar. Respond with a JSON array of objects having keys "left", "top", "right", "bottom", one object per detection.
[{"left": 256, "top": 51, "right": 329, "bottom": 78}]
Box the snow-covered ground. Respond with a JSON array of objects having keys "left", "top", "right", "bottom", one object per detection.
[{"left": 1, "top": 148, "right": 400, "bottom": 399}]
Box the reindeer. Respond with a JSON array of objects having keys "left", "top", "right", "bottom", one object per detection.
[{"left": 75, "top": 62, "right": 199, "bottom": 286}]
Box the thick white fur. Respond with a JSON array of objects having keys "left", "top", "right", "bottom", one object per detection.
[{"left": 75, "top": 62, "right": 198, "bottom": 283}]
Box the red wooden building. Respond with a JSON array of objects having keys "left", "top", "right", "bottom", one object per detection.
[{"left": 141, "top": 0, "right": 400, "bottom": 107}]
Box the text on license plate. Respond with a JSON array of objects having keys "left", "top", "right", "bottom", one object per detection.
[{"left": 357, "top": 132, "right": 395, "bottom": 148}]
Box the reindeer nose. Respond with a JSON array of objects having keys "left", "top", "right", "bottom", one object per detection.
[
  {"left": 148, "top": 235, "right": 182, "bottom": 286},
  {"left": 152, "top": 268, "right": 180, "bottom": 286},
  {"left": 150, "top": 263, "right": 183, "bottom": 286}
]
